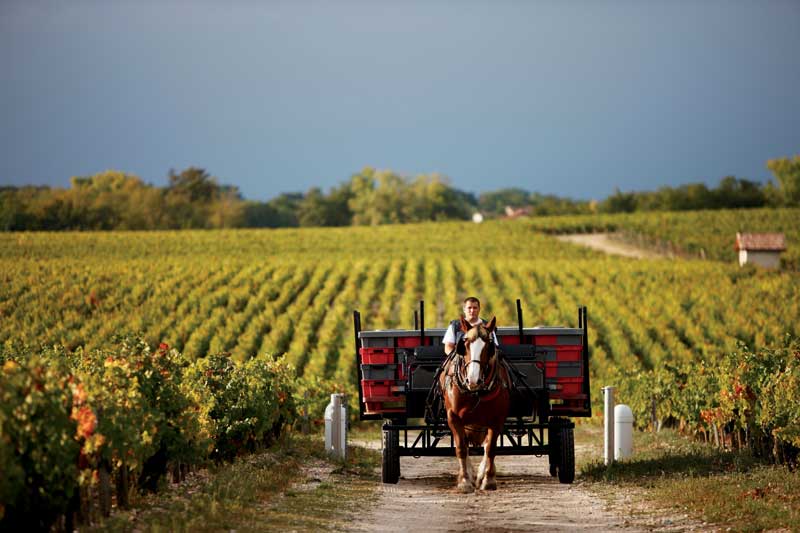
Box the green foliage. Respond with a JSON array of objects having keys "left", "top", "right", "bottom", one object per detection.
[
  {"left": 4, "top": 156, "right": 799, "bottom": 231},
  {"left": 0, "top": 355, "right": 79, "bottom": 529},
  {"left": 615, "top": 338, "right": 800, "bottom": 463},
  {"left": 767, "top": 155, "right": 800, "bottom": 206},
  {"left": 185, "top": 353, "right": 296, "bottom": 461},
  {"left": 0, "top": 338, "right": 301, "bottom": 529},
  {"left": 599, "top": 175, "right": 770, "bottom": 213}
]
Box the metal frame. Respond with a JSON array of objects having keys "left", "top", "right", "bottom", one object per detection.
[{"left": 383, "top": 419, "right": 574, "bottom": 457}]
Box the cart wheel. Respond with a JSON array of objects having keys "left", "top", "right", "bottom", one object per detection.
[
  {"left": 557, "top": 425, "right": 575, "bottom": 484},
  {"left": 547, "top": 420, "right": 560, "bottom": 478},
  {"left": 381, "top": 427, "right": 400, "bottom": 484}
]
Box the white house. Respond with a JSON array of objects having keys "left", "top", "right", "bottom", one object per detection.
[{"left": 734, "top": 232, "right": 786, "bottom": 269}]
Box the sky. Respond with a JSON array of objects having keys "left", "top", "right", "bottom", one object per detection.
[{"left": 1, "top": 0, "right": 799, "bottom": 202}]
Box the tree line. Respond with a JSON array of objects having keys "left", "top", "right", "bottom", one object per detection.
[{"left": 1, "top": 156, "right": 798, "bottom": 231}]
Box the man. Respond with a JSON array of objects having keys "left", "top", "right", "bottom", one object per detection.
[{"left": 443, "top": 296, "right": 498, "bottom": 354}]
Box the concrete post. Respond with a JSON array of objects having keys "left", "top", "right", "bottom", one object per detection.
[
  {"left": 603, "top": 386, "right": 615, "bottom": 465},
  {"left": 614, "top": 404, "right": 634, "bottom": 460},
  {"left": 324, "top": 393, "right": 347, "bottom": 460}
]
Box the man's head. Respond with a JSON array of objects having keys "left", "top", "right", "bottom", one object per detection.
[{"left": 462, "top": 296, "right": 481, "bottom": 323}]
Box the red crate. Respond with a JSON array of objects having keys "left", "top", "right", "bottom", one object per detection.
[
  {"left": 535, "top": 335, "right": 557, "bottom": 345},
  {"left": 551, "top": 382, "right": 583, "bottom": 396},
  {"left": 361, "top": 380, "right": 404, "bottom": 401},
  {"left": 360, "top": 347, "right": 395, "bottom": 364},
  {"left": 364, "top": 400, "right": 406, "bottom": 414},
  {"left": 556, "top": 346, "right": 582, "bottom": 361},
  {"left": 397, "top": 336, "right": 422, "bottom": 348},
  {"left": 544, "top": 362, "right": 583, "bottom": 379},
  {"left": 497, "top": 334, "right": 521, "bottom": 345}
]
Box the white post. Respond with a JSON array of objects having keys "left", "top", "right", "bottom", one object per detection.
[
  {"left": 614, "top": 404, "right": 633, "bottom": 460},
  {"left": 603, "top": 386, "right": 615, "bottom": 465},
  {"left": 324, "top": 393, "right": 347, "bottom": 460},
  {"left": 338, "top": 394, "right": 347, "bottom": 461}
]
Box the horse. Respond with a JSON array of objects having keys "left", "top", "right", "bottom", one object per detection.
[{"left": 439, "top": 316, "right": 510, "bottom": 492}]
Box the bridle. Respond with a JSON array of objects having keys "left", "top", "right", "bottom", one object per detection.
[{"left": 452, "top": 327, "right": 499, "bottom": 395}]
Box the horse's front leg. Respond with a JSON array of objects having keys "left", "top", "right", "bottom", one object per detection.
[
  {"left": 477, "top": 428, "right": 499, "bottom": 490},
  {"left": 448, "top": 413, "right": 474, "bottom": 493}
]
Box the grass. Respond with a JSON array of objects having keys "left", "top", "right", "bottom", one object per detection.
[
  {"left": 94, "top": 430, "right": 380, "bottom": 532},
  {"left": 91, "top": 423, "right": 799, "bottom": 532},
  {"left": 575, "top": 424, "right": 800, "bottom": 532}
]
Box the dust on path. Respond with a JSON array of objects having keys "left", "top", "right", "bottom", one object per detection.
[
  {"left": 556, "top": 233, "right": 663, "bottom": 259},
  {"left": 348, "top": 438, "right": 706, "bottom": 533}
]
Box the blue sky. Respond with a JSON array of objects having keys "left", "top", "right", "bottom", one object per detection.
[{"left": 1, "top": 0, "right": 798, "bottom": 201}]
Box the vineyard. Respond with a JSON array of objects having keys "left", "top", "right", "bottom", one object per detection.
[
  {"left": 522, "top": 207, "right": 800, "bottom": 267},
  {"left": 2, "top": 211, "right": 799, "bottom": 527}
]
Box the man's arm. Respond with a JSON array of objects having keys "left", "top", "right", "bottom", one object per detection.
[{"left": 442, "top": 323, "right": 456, "bottom": 354}]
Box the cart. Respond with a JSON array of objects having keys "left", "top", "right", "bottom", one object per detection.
[{"left": 354, "top": 301, "right": 592, "bottom": 484}]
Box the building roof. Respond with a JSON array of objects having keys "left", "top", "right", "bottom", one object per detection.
[{"left": 735, "top": 232, "right": 787, "bottom": 251}]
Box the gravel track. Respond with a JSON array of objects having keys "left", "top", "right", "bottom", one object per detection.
[{"left": 348, "top": 438, "right": 648, "bottom": 532}]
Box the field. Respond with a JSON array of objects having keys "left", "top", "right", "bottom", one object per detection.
[
  {"left": 2, "top": 212, "right": 799, "bottom": 406},
  {"left": 2, "top": 209, "right": 799, "bottom": 528}
]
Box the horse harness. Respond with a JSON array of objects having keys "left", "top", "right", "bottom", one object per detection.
[
  {"left": 424, "top": 342, "right": 540, "bottom": 428},
  {"left": 424, "top": 331, "right": 506, "bottom": 424}
]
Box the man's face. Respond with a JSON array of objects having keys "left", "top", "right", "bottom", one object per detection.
[{"left": 463, "top": 301, "right": 480, "bottom": 323}]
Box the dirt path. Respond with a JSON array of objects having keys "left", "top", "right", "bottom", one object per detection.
[
  {"left": 556, "top": 233, "right": 663, "bottom": 259},
  {"left": 347, "top": 437, "right": 694, "bottom": 533}
]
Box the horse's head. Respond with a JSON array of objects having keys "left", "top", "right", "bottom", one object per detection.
[{"left": 457, "top": 316, "right": 497, "bottom": 391}]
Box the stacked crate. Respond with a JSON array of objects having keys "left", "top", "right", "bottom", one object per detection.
[
  {"left": 533, "top": 334, "right": 585, "bottom": 412},
  {"left": 359, "top": 346, "right": 406, "bottom": 414}
]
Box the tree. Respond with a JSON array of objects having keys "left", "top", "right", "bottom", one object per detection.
[
  {"left": 324, "top": 182, "right": 354, "bottom": 226},
  {"left": 767, "top": 155, "right": 800, "bottom": 206},
  {"left": 478, "top": 188, "right": 529, "bottom": 216},
  {"left": 166, "top": 167, "right": 219, "bottom": 203},
  {"left": 164, "top": 168, "right": 222, "bottom": 228},
  {"left": 600, "top": 188, "right": 637, "bottom": 213},
  {"left": 265, "top": 193, "right": 302, "bottom": 227},
  {"left": 714, "top": 176, "right": 765, "bottom": 209},
  {"left": 347, "top": 168, "right": 378, "bottom": 225},
  {"left": 297, "top": 188, "right": 329, "bottom": 227}
]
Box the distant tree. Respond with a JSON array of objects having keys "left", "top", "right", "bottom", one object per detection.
[
  {"left": 530, "top": 193, "right": 591, "bottom": 216},
  {"left": 0, "top": 189, "right": 16, "bottom": 231},
  {"left": 166, "top": 167, "right": 219, "bottom": 202},
  {"left": 242, "top": 201, "right": 283, "bottom": 228},
  {"left": 478, "top": 188, "right": 529, "bottom": 215},
  {"left": 767, "top": 155, "right": 800, "bottom": 206},
  {"left": 348, "top": 168, "right": 378, "bottom": 225},
  {"left": 208, "top": 185, "right": 246, "bottom": 228},
  {"left": 600, "top": 188, "right": 637, "bottom": 213},
  {"left": 266, "top": 193, "right": 302, "bottom": 227},
  {"left": 682, "top": 183, "right": 714, "bottom": 210},
  {"left": 297, "top": 187, "right": 329, "bottom": 227},
  {"left": 713, "top": 176, "right": 765, "bottom": 208},
  {"left": 163, "top": 167, "right": 223, "bottom": 228},
  {"left": 405, "top": 173, "right": 472, "bottom": 221},
  {"left": 325, "top": 182, "right": 354, "bottom": 226},
  {"left": 297, "top": 184, "right": 353, "bottom": 227}
]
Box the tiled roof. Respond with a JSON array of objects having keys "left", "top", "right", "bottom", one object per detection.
[{"left": 735, "top": 232, "right": 787, "bottom": 251}]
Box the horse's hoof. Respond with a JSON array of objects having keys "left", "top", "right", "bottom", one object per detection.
[
  {"left": 480, "top": 479, "right": 497, "bottom": 491},
  {"left": 457, "top": 481, "right": 475, "bottom": 493}
]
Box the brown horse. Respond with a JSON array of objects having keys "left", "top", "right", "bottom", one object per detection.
[{"left": 439, "top": 316, "right": 510, "bottom": 492}]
